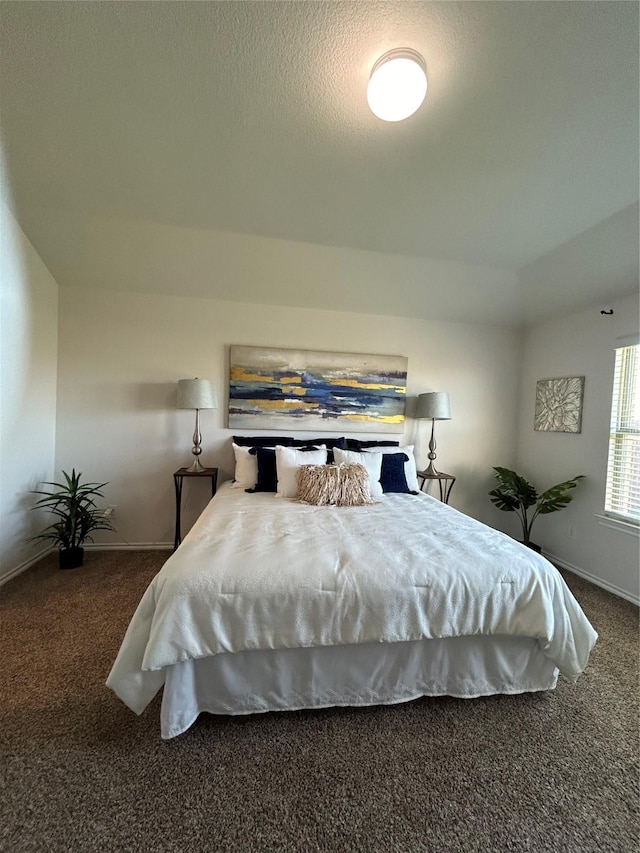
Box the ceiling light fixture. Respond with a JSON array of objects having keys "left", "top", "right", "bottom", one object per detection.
[{"left": 367, "top": 48, "right": 427, "bottom": 122}]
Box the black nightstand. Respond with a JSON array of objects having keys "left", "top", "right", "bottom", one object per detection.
[
  {"left": 417, "top": 470, "right": 456, "bottom": 504},
  {"left": 173, "top": 467, "right": 218, "bottom": 550}
]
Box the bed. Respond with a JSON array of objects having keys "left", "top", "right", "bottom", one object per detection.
[{"left": 107, "top": 447, "right": 597, "bottom": 739}]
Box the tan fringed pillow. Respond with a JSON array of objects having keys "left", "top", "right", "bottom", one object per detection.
[{"left": 296, "top": 463, "right": 377, "bottom": 507}]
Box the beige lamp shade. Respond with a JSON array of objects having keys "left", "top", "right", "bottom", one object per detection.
[
  {"left": 177, "top": 378, "right": 218, "bottom": 410},
  {"left": 416, "top": 392, "right": 451, "bottom": 420}
]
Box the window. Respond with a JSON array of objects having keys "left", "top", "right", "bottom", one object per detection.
[{"left": 604, "top": 343, "right": 640, "bottom": 524}]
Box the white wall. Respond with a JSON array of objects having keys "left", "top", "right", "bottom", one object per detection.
[
  {"left": 519, "top": 204, "right": 639, "bottom": 324},
  {"left": 516, "top": 291, "right": 639, "bottom": 603},
  {"left": 0, "top": 202, "right": 59, "bottom": 581},
  {"left": 55, "top": 287, "right": 521, "bottom": 547},
  {"left": 33, "top": 211, "right": 522, "bottom": 326}
]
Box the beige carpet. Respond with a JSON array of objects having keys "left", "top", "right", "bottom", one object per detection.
[{"left": 1, "top": 550, "right": 638, "bottom": 853}]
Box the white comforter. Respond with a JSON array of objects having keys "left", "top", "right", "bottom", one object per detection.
[{"left": 107, "top": 483, "right": 597, "bottom": 713}]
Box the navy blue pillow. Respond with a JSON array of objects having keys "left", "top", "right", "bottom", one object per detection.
[
  {"left": 292, "top": 436, "right": 346, "bottom": 463},
  {"left": 246, "top": 447, "right": 278, "bottom": 492},
  {"left": 292, "top": 437, "right": 346, "bottom": 449},
  {"left": 346, "top": 439, "right": 400, "bottom": 450},
  {"left": 379, "top": 453, "right": 417, "bottom": 494},
  {"left": 233, "top": 435, "right": 294, "bottom": 447}
]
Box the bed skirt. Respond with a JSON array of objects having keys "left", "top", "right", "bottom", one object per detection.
[{"left": 160, "top": 635, "right": 558, "bottom": 738}]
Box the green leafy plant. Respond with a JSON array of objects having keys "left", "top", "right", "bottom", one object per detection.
[
  {"left": 489, "top": 466, "right": 584, "bottom": 548},
  {"left": 31, "top": 469, "right": 114, "bottom": 553}
]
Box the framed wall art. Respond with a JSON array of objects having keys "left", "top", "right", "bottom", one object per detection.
[
  {"left": 534, "top": 376, "right": 585, "bottom": 433},
  {"left": 228, "top": 345, "right": 407, "bottom": 433}
]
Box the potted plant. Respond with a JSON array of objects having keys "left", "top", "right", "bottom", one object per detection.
[
  {"left": 489, "top": 466, "right": 584, "bottom": 552},
  {"left": 31, "top": 469, "right": 114, "bottom": 569}
]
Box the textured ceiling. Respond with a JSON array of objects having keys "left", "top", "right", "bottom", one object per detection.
[{"left": 1, "top": 1, "right": 638, "bottom": 324}]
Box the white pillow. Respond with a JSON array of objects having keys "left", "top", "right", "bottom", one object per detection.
[
  {"left": 333, "top": 448, "right": 384, "bottom": 499},
  {"left": 275, "top": 445, "right": 328, "bottom": 498},
  {"left": 231, "top": 443, "right": 260, "bottom": 490},
  {"left": 365, "top": 445, "right": 420, "bottom": 492}
]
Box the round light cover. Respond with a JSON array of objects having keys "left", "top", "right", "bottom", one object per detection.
[{"left": 367, "top": 48, "right": 427, "bottom": 122}]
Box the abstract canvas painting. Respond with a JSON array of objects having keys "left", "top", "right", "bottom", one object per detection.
[
  {"left": 534, "top": 376, "right": 585, "bottom": 433},
  {"left": 229, "top": 346, "right": 407, "bottom": 433}
]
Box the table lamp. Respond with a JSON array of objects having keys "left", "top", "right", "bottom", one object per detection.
[
  {"left": 416, "top": 392, "right": 451, "bottom": 475},
  {"left": 177, "top": 378, "right": 218, "bottom": 472}
]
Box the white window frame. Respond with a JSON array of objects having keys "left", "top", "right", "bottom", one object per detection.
[{"left": 603, "top": 338, "right": 640, "bottom": 530}]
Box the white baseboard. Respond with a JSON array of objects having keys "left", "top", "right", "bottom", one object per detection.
[
  {"left": 545, "top": 550, "right": 639, "bottom": 607},
  {"left": 0, "top": 543, "right": 172, "bottom": 587},
  {"left": 0, "top": 547, "right": 53, "bottom": 587},
  {"left": 83, "top": 542, "right": 173, "bottom": 552}
]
